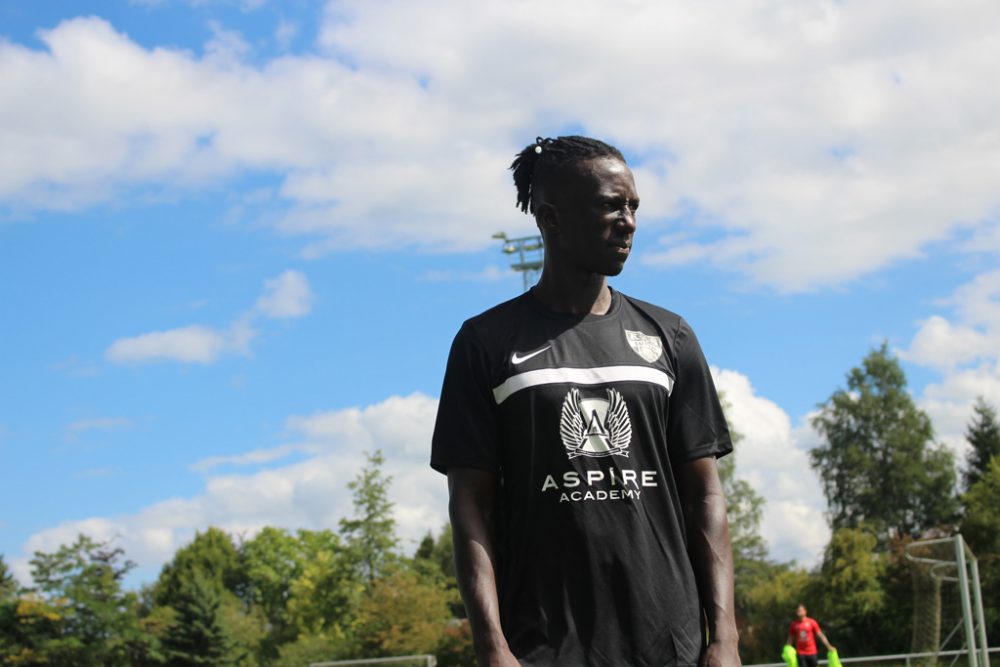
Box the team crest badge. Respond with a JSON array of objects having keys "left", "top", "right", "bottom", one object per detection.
[
  {"left": 559, "top": 388, "right": 632, "bottom": 459},
  {"left": 625, "top": 329, "right": 663, "bottom": 363}
]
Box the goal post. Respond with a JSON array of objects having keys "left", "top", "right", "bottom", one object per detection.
[
  {"left": 309, "top": 655, "right": 436, "bottom": 667},
  {"left": 905, "top": 535, "right": 991, "bottom": 667}
]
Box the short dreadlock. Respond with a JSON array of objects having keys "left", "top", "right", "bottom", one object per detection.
[{"left": 510, "top": 135, "right": 626, "bottom": 215}]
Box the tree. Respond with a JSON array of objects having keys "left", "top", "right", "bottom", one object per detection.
[
  {"left": 960, "top": 456, "right": 1000, "bottom": 640},
  {"left": 718, "top": 454, "right": 768, "bottom": 570},
  {"left": 0, "top": 536, "right": 164, "bottom": 666},
  {"left": 155, "top": 527, "right": 242, "bottom": 608},
  {"left": 0, "top": 555, "right": 17, "bottom": 599},
  {"left": 285, "top": 544, "right": 359, "bottom": 640},
  {"left": 352, "top": 570, "right": 452, "bottom": 658},
  {"left": 240, "top": 527, "right": 346, "bottom": 661},
  {"left": 963, "top": 397, "right": 1000, "bottom": 492},
  {"left": 339, "top": 450, "right": 399, "bottom": 585},
  {"left": 414, "top": 523, "right": 456, "bottom": 584},
  {"left": 814, "top": 528, "right": 885, "bottom": 655},
  {"left": 810, "top": 343, "right": 958, "bottom": 542},
  {"left": 162, "top": 574, "right": 232, "bottom": 667},
  {"left": 739, "top": 565, "right": 812, "bottom": 663}
]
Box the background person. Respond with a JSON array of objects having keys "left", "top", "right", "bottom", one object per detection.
[{"left": 787, "top": 604, "right": 835, "bottom": 667}]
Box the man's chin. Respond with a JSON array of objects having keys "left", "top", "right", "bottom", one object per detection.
[{"left": 602, "top": 262, "right": 627, "bottom": 277}]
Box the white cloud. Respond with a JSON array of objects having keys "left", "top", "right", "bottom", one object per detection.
[
  {"left": 900, "top": 269, "right": 1000, "bottom": 455},
  {"left": 714, "top": 368, "right": 829, "bottom": 567},
  {"left": 2, "top": 3, "right": 998, "bottom": 290},
  {"left": 106, "top": 325, "right": 231, "bottom": 364},
  {"left": 104, "top": 269, "right": 310, "bottom": 365},
  {"left": 254, "top": 269, "right": 312, "bottom": 319},
  {"left": 15, "top": 393, "right": 447, "bottom": 583},
  {"left": 65, "top": 417, "right": 131, "bottom": 440},
  {"left": 275, "top": 19, "right": 298, "bottom": 51},
  {"left": 419, "top": 264, "right": 515, "bottom": 283},
  {"left": 17, "top": 373, "right": 833, "bottom": 584}
]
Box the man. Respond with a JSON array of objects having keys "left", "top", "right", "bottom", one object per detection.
[
  {"left": 431, "top": 136, "right": 740, "bottom": 666},
  {"left": 787, "top": 604, "right": 834, "bottom": 667}
]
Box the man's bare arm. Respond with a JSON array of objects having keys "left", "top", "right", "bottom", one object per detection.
[
  {"left": 679, "top": 456, "right": 741, "bottom": 667},
  {"left": 448, "top": 468, "right": 519, "bottom": 667}
]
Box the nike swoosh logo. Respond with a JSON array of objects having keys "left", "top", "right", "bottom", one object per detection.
[{"left": 511, "top": 345, "right": 552, "bottom": 365}]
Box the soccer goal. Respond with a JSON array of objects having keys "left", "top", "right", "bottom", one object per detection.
[
  {"left": 905, "top": 535, "right": 990, "bottom": 667},
  {"left": 309, "top": 656, "right": 436, "bottom": 667}
]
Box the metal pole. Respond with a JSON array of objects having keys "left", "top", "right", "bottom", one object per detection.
[
  {"left": 954, "top": 536, "right": 979, "bottom": 667},
  {"left": 969, "top": 556, "right": 990, "bottom": 667}
]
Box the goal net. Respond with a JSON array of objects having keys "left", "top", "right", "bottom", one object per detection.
[{"left": 906, "top": 535, "right": 990, "bottom": 667}]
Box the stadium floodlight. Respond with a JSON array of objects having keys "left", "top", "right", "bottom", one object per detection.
[{"left": 493, "top": 231, "right": 544, "bottom": 292}]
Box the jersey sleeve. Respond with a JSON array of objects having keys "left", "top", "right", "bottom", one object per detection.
[
  {"left": 666, "top": 317, "right": 733, "bottom": 463},
  {"left": 430, "top": 322, "right": 502, "bottom": 474}
]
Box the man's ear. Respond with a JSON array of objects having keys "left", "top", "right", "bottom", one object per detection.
[{"left": 535, "top": 202, "right": 559, "bottom": 237}]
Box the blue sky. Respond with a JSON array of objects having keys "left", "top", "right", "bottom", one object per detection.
[{"left": 2, "top": 0, "right": 999, "bottom": 585}]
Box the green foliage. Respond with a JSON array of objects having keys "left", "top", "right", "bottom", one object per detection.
[
  {"left": 810, "top": 343, "right": 959, "bottom": 543},
  {"left": 414, "top": 524, "right": 463, "bottom": 617},
  {"left": 339, "top": 449, "right": 399, "bottom": 585},
  {"left": 435, "top": 619, "right": 477, "bottom": 667},
  {"left": 0, "top": 556, "right": 17, "bottom": 600},
  {"left": 961, "top": 456, "right": 1000, "bottom": 639},
  {"left": 352, "top": 569, "right": 453, "bottom": 657},
  {"left": 414, "top": 523, "right": 456, "bottom": 582},
  {"left": 239, "top": 526, "right": 343, "bottom": 659},
  {"left": 161, "top": 574, "right": 232, "bottom": 667},
  {"left": 285, "top": 541, "right": 360, "bottom": 638},
  {"left": 739, "top": 565, "right": 811, "bottom": 663},
  {"left": 271, "top": 633, "right": 346, "bottom": 667},
  {"left": 154, "top": 527, "right": 242, "bottom": 608},
  {"left": 814, "top": 528, "right": 885, "bottom": 654},
  {"left": 963, "top": 398, "right": 1000, "bottom": 492},
  {"left": 0, "top": 535, "right": 163, "bottom": 666}
]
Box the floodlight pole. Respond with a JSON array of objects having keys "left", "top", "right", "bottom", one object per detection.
[{"left": 492, "top": 232, "right": 544, "bottom": 292}]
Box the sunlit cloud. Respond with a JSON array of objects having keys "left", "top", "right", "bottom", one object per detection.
[
  {"left": 104, "top": 269, "right": 311, "bottom": 365},
  {"left": 1, "top": 3, "right": 997, "bottom": 291}
]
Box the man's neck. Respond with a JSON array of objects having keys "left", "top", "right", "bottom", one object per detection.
[{"left": 532, "top": 270, "right": 612, "bottom": 315}]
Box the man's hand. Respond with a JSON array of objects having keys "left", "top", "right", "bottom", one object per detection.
[{"left": 700, "top": 638, "right": 741, "bottom": 667}]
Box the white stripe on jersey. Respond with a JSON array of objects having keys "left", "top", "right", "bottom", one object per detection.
[{"left": 492, "top": 365, "right": 675, "bottom": 405}]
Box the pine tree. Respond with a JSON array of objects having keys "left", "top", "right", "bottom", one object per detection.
[
  {"left": 963, "top": 397, "right": 1000, "bottom": 492},
  {"left": 339, "top": 450, "right": 399, "bottom": 585},
  {"left": 162, "top": 574, "right": 232, "bottom": 667},
  {"left": 0, "top": 555, "right": 16, "bottom": 599}
]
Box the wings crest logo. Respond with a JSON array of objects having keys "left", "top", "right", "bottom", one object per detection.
[{"left": 559, "top": 387, "right": 632, "bottom": 459}]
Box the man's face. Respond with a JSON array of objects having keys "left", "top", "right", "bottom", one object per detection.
[
  {"left": 797, "top": 606, "right": 807, "bottom": 620},
  {"left": 545, "top": 156, "right": 639, "bottom": 277}
]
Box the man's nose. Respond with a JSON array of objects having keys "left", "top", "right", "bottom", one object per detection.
[{"left": 617, "top": 207, "right": 637, "bottom": 233}]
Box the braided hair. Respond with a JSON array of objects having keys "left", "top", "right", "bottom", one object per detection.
[{"left": 510, "top": 135, "right": 626, "bottom": 214}]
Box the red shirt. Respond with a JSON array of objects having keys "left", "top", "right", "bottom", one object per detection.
[{"left": 789, "top": 617, "right": 822, "bottom": 655}]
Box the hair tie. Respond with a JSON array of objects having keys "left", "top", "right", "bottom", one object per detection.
[{"left": 534, "top": 136, "right": 547, "bottom": 154}]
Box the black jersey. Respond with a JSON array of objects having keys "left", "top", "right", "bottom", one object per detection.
[{"left": 431, "top": 288, "right": 732, "bottom": 667}]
